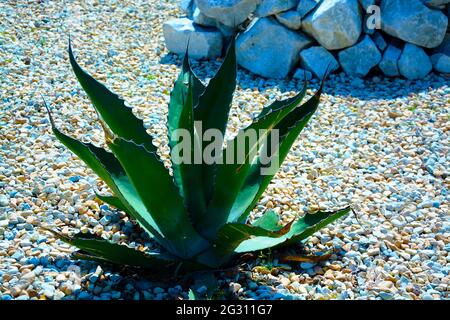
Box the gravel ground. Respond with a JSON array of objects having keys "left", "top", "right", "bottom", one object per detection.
[{"left": 0, "top": 0, "right": 449, "bottom": 300}]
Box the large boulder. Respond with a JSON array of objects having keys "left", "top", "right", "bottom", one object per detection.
[
  {"left": 431, "top": 53, "right": 450, "bottom": 72},
  {"left": 379, "top": 44, "right": 402, "bottom": 77},
  {"left": 299, "top": 46, "right": 339, "bottom": 79},
  {"left": 338, "top": 35, "right": 381, "bottom": 77},
  {"left": 398, "top": 43, "right": 432, "bottom": 79},
  {"left": 276, "top": 10, "right": 303, "bottom": 30},
  {"left": 195, "top": 0, "right": 260, "bottom": 27},
  {"left": 163, "top": 18, "right": 223, "bottom": 59},
  {"left": 255, "top": 0, "right": 298, "bottom": 17},
  {"left": 302, "top": 0, "right": 362, "bottom": 50},
  {"left": 297, "top": 0, "right": 320, "bottom": 18},
  {"left": 381, "top": 0, "right": 448, "bottom": 48},
  {"left": 236, "top": 18, "right": 312, "bottom": 78}
]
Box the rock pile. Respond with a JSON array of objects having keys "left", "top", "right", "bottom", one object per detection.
[{"left": 164, "top": 0, "right": 450, "bottom": 79}]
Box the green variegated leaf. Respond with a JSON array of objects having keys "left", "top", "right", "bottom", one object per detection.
[
  {"left": 108, "top": 138, "right": 210, "bottom": 259},
  {"left": 68, "top": 40, "right": 157, "bottom": 153}
]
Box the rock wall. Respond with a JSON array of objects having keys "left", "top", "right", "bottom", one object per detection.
[{"left": 163, "top": 0, "right": 450, "bottom": 79}]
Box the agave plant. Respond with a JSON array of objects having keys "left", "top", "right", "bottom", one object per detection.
[{"left": 44, "top": 37, "right": 350, "bottom": 274}]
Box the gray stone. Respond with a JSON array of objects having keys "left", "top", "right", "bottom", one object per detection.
[
  {"left": 297, "top": 0, "right": 320, "bottom": 18},
  {"left": 302, "top": 0, "right": 362, "bottom": 50},
  {"left": 379, "top": 44, "right": 402, "bottom": 77},
  {"left": 255, "top": 0, "right": 298, "bottom": 17},
  {"left": 236, "top": 17, "right": 312, "bottom": 78},
  {"left": 193, "top": 6, "right": 217, "bottom": 27},
  {"left": 163, "top": 18, "right": 223, "bottom": 59},
  {"left": 372, "top": 32, "right": 387, "bottom": 51},
  {"left": 381, "top": 0, "right": 448, "bottom": 48},
  {"left": 276, "top": 10, "right": 302, "bottom": 30},
  {"left": 293, "top": 68, "right": 313, "bottom": 80},
  {"left": 398, "top": 43, "right": 432, "bottom": 79},
  {"left": 299, "top": 46, "right": 339, "bottom": 79},
  {"left": 359, "top": 0, "right": 376, "bottom": 10},
  {"left": 338, "top": 35, "right": 381, "bottom": 77},
  {"left": 195, "top": 0, "right": 260, "bottom": 27},
  {"left": 431, "top": 53, "right": 450, "bottom": 72}
]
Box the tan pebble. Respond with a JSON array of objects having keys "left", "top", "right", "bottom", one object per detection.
[
  {"left": 377, "top": 280, "right": 395, "bottom": 292},
  {"left": 411, "top": 267, "right": 423, "bottom": 273},
  {"left": 336, "top": 273, "right": 347, "bottom": 281},
  {"left": 328, "top": 264, "right": 341, "bottom": 271},
  {"left": 279, "top": 278, "right": 290, "bottom": 286},
  {"left": 3, "top": 274, "right": 12, "bottom": 282},
  {"left": 342, "top": 268, "right": 352, "bottom": 274}
]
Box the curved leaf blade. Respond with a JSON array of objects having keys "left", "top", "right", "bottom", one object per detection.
[
  {"left": 235, "top": 88, "right": 323, "bottom": 224},
  {"left": 43, "top": 104, "right": 164, "bottom": 245},
  {"left": 196, "top": 221, "right": 291, "bottom": 267},
  {"left": 198, "top": 88, "right": 308, "bottom": 239},
  {"left": 108, "top": 138, "right": 210, "bottom": 259},
  {"left": 194, "top": 37, "right": 237, "bottom": 203},
  {"left": 168, "top": 55, "right": 207, "bottom": 216},
  {"left": 68, "top": 40, "right": 156, "bottom": 153},
  {"left": 46, "top": 229, "right": 176, "bottom": 270},
  {"left": 235, "top": 207, "right": 351, "bottom": 253},
  {"left": 95, "top": 193, "right": 129, "bottom": 213}
]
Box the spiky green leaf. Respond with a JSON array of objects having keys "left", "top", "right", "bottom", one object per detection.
[
  {"left": 108, "top": 138, "right": 210, "bottom": 259},
  {"left": 46, "top": 229, "right": 176, "bottom": 270},
  {"left": 194, "top": 37, "right": 237, "bottom": 203},
  {"left": 234, "top": 207, "right": 351, "bottom": 253},
  {"left": 198, "top": 88, "right": 307, "bottom": 239},
  {"left": 235, "top": 88, "right": 323, "bottom": 224},
  {"left": 168, "top": 55, "right": 207, "bottom": 216},
  {"left": 197, "top": 220, "right": 292, "bottom": 267},
  {"left": 68, "top": 40, "right": 156, "bottom": 153},
  {"left": 47, "top": 119, "right": 163, "bottom": 244},
  {"left": 95, "top": 193, "right": 129, "bottom": 213}
]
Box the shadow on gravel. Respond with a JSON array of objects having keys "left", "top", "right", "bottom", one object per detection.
[{"left": 160, "top": 53, "right": 450, "bottom": 101}]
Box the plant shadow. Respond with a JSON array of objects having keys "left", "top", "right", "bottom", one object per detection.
[{"left": 160, "top": 53, "right": 449, "bottom": 101}]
